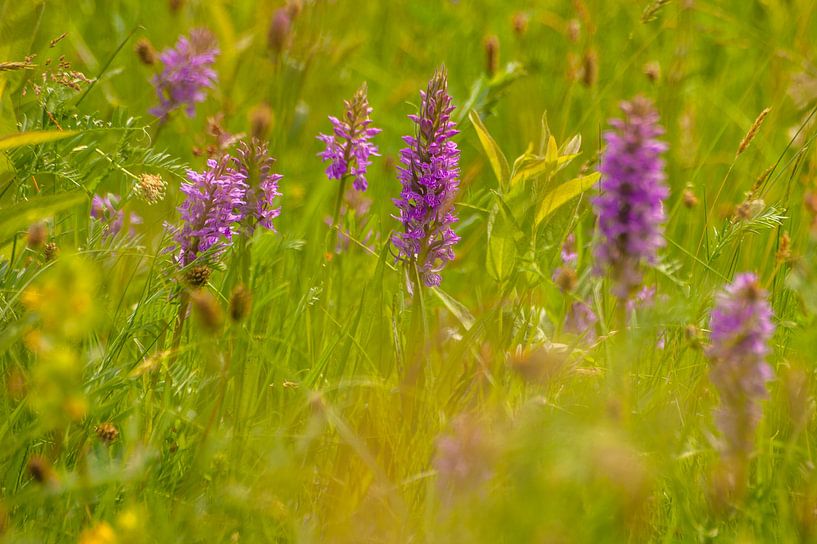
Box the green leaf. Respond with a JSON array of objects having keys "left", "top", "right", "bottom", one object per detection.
[
  {"left": 509, "top": 153, "right": 580, "bottom": 186},
  {"left": 486, "top": 200, "right": 518, "bottom": 282},
  {"left": 0, "top": 130, "right": 78, "bottom": 151},
  {"left": 431, "top": 287, "right": 475, "bottom": 331},
  {"left": 0, "top": 192, "right": 85, "bottom": 242},
  {"left": 535, "top": 172, "right": 600, "bottom": 225},
  {"left": 469, "top": 110, "right": 510, "bottom": 189}
]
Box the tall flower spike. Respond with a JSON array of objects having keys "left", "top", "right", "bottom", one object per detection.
[
  {"left": 236, "top": 139, "right": 283, "bottom": 234},
  {"left": 150, "top": 29, "right": 219, "bottom": 120},
  {"left": 391, "top": 68, "right": 461, "bottom": 289},
  {"left": 317, "top": 83, "right": 381, "bottom": 192},
  {"left": 593, "top": 97, "right": 668, "bottom": 299},
  {"left": 707, "top": 273, "right": 774, "bottom": 458},
  {"left": 173, "top": 156, "right": 247, "bottom": 267}
]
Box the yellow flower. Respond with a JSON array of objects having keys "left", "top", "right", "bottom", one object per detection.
[{"left": 78, "top": 522, "right": 117, "bottom": 544}]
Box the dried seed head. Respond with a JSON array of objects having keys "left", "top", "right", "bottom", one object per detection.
[
  {"left": 682, "top": 188, "right": 699, "bottom": 208},
  {"left": 512, "top": 12, "right": 529, "bottom": 36},
  {"left": 684, "top": 324, "right": 702, "bottom": 349},
  {"left": 737, "top": 107, "right": 771, "bottom": 156},
  {"left": 268, "top": 7, "right": 293, "bottom": 55},
  {"left": 95, "top": 422, "right": 119, "bottom": 444},
  {"left": 135, "top": 37, "right": 157, "bottom": 65},
  {"left": 776, "top": 232, "right": 792, "bottom": 264},
  {"left": 43, "top": 241, "right": 59, "bottom": 262},
  {"left": 554, "top": 267, "right": 577, "bottom": 292},
  {"left": 566, "top": 19, "right": 581, "bottom": 42},
  {"left": 249, "top": 103, "right": 274, "bottom": 140},
  {"left": 168, "top": 0, "right": 184, "bottom": 13},
  {"left": 191, "top": 290, "right": 223, "bottom": 332},
  {"left": 581, "top": 49, "right": 598, "bottom": 88},
  {"left": 27, "top": 455, "right": 55, "bottom": 485},
  {"left": 27, "top": 222, "right": 47, "bottom": 250},
  {"left": 185, "top": 265, "right": 211, "bottom": 288},
  {"left": 136, "top": 173, "right": 167, "bottom": 204},
  {"left": 229, "top": 284, "right": 253, "bottom": 322},
  {"left": 735, "top": 198, "right": 765, "bottom": 221},
  {"left": 508, "top": 344, "right": 571, "bottom": 384},
  {"left": 643, "top": 61, "right": 661, "bottom": 83},
  {"left": 484, "top": 35, "right": 499, "bottom": 78}
]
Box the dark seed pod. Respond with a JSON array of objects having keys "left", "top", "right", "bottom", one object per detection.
[
  {"left": 229, "top": 284, "right": 252, "bottom": 322},
  {"left": 135, "top": 38, "right": 157, "bottom": 66},
  {"left": 185, "top": 265, "right": 211, "bottom": 288}
]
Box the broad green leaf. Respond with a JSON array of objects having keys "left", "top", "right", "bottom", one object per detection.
[
  {"left": 0, "top": 130, "right": 78, "bottom": 151},
  {"left": 0, "top": 192, "right": 85, "bottom": 242},
  {"left": 535, "top": 172, "right": 600, "bottom": 225},
  {"left": 469, "top": 110, "right": 510, "bottom": 188},
  {"left": 510, "top": 153, "right": 579, "bottom": 186},
  {"left": 432, "top": 287, "right": 475, "bottom": 331},
  {"left": 486, "top": 201, "right": 518, "bottom": 282}
]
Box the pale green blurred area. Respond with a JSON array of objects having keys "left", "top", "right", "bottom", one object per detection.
[{"left": 1, "top": 1, "right": 817, "bottom": 542}]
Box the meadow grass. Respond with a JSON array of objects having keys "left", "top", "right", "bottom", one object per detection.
[{"left": 2, "top": 0, "right": 817, "bottom": 542}]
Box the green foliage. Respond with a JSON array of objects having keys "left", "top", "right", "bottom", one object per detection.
[{"left": 0, "top": 1, "right": 816, "bottom": 543}]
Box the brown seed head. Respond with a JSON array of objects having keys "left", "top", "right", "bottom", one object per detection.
[
  {"left": 776, "top": 232, "right": 792, "bottom": 264},
  {"left": 191, "top": 290, "right": 223, "bottom": 333},
  {"left": 135, "top": 38, "right": 157, "bottom": 65},
  {"left": 581, "top": 49, "right": 598, "bottom": 88},
  {"left": 554, "top": 267, "right": 578, "bottom": 292},
  {"left": 229, "top": 284, "right": 253, "bottom": 322},
  {"left": 682, "top": 188, "right": 699, "bottom": 208},
  {"left": 168, "top": 0, "right": 184, "bottom": 13},
  {"left": 27, "top": 455, "right": 55, "bottom": 485},
  {"left": 737, "top": 107, "right": 771, "bottom": 156},
  {"left": 27, "top": 222, "right": 47, "bottom": 250},
  {"left": 512, "top": 12, "right": 529, "bottom": 36},
  {"left": 136, "top": 173, "right": 167, "bottom": 204},
  {"left": 185, "top": 265, "right": 211, "bottom": 288},
  {"left": 268, "top": 7, "right": 293, "bottom": 55},
  {"left": 43, "top": 241, "right": 59, "bottom": 262},
  {"left": 249, "top": 103, "right": 274, "bottom": 140},
  {"left": 643, "top": 61, "right": 661, "bottom": 83},
  {"left": 95, "top": 422, "right": 119, "bottom": 444},
  {"left": 484, "top": 35, "right": 499, "bottom": 78}
]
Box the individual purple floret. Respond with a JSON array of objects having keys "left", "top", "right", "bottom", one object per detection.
[
  {"left": 560, "top": 233, "right": 578, "bottom": 266},
  {"left": 150, "top": 29, "right": 219, "bottom": 120},
  {"left": 391, "top": 68, "right": 461, "bottom": 289},
  {"left": 91, "top": 193, "right": 142, "bottom": 238},
  {"left": 317, "top": 83, "right": 381, "bottom": 192},
  {"left": 593, "top": 97, "right": 668, "bottom": 299},
  {"left": 173, "top": 156, "right": 247, "bottom": 267},
  {"left": 707, "top": 273, "right": 774, "bottom": 458},
  {"left": 236, "top": 139, "right": 283, "bottom": 234}
]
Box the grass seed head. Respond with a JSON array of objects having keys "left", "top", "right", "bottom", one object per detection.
[{"left": 135, "top": 37, "right": 157, "bottom": 65}]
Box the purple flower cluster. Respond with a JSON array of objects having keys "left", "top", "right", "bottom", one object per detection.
[
  {"left": 593, "top": 97, "right": 668, "bottom": 299},
  {"left": 707, "top": 273, "right": 774, "bottom": 457},
  {"left": 317, "top": 83, "right": 381, "bottom": 191},
  {"left": 91, "top": 193, "right": 142, "bottom": 238},
  {"left": 173, "top": 143, "right": 283, "bottom": 267},
  {"left": 150, "top": 29, "right": 219, "bottom": 120},
  {"left": 237, "top": 140, "right": 283, "bottom": 234},
  {"left": 391, "top": 68, "right": 461, "bottom": 288},
  {"left": 174, "top": 156, "right": 247, "bottom": 267}
]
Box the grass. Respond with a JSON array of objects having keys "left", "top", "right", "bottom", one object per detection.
[{"left": 2, "top": 0, "right": 817, "bottom": 542}]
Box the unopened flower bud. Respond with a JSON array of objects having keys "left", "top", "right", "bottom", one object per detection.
[{"left": 249, "top": 103, "right": 274, "bottom": 141}]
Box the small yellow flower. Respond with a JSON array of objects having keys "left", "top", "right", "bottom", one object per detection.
[{"left": 78, "top": 521, "right": 117, "bottom": 544}]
